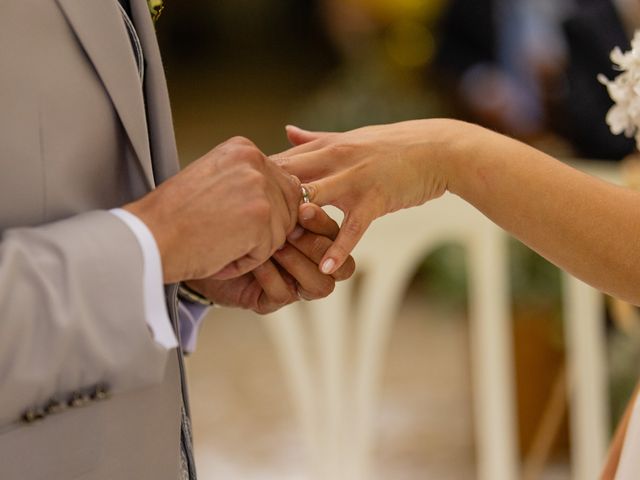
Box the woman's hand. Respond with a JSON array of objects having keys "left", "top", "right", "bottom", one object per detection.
[
  {"left": 275, "top": 117, "right": 640, "bottom": 307},
  {"left": 273, "top": 119, "right": 471, "bottom": 274}
]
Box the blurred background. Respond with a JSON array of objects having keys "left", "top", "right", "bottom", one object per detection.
[{"left": 155, "top": 0, "right": 640, "bottom": 478}]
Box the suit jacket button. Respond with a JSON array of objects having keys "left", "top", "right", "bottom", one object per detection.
[
  {"left": 69, "top": 392, "right": 90, "bottom": 408},
  {"left": 91, "top": 385, "right": 109, "bottom": 401},
  {"left": 45, "top": 399, "right": 67, "bottom": 415},
  {"left": 22, "top": 409, "right": 37, "bottom": 423},
  {"left": 22, "top": 407, "right": 45, "bottom": 423}
]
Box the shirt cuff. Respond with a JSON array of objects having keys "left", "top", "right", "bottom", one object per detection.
[
  {"left": 109, "top": 208, "right": 178, "bottom": 350},
  {"left": 178, "top": 301, "right": 210, "bottom": 353}
]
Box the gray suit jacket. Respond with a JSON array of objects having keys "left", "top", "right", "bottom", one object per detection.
[{"left": 0, "top": 0, "right": 186, "bottom": 478}]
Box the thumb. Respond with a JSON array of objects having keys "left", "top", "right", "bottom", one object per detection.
[
  {"left": 319, "top": 209, "right": 371, "bottom": 275},
  {"left": 286, "top": 125, "right": 329, "bottom": 146}
]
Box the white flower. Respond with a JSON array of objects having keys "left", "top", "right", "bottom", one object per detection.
[
  {"left": 600, "top": 30, "right": 640, "bottom": 150},
  {"left": 605, "top": 104, "right": 631, "bottom": 136}
]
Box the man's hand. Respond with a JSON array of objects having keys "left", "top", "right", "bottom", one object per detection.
[
  {"left": 186, "top": 203, "right": 356, "bottom": 314},
  {"left": 124, "top": 137, "right": 301, "bottom": 283}
]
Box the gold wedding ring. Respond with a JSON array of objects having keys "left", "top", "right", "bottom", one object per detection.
[{"left": 301, "top": 185, "right": 311, "bottom": 204}]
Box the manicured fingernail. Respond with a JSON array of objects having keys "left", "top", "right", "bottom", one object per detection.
[
  {"left": 300, "top": 205, "right": 315, "bottom": 221},
  {"left": 321, "top": 258, "right": 335, "bottom": 274},
  {"left": 288, "top": 226, "right": 304, "bottom": 241}
]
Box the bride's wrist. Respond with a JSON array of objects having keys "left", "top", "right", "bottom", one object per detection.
[{"left": 439, "top": 121, "right": 487, "bottom": 199}]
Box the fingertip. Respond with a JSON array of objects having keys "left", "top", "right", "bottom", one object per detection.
[
  {"left": 299, "top": 203, "right": 317, "bottom": 222},
  {"left": 287, "top": 226, "right": 304, "bottom": 242},
  {"left": 286, "top": 125, "right": 305, "bottom": 146},
  {"left": 320, "top": 257, "right": 337, "bottom": 275}
]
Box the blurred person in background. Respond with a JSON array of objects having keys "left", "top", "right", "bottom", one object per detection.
[
  {"left": 434, "top": 0, "right": 640, "bottom": 160},
  {"left": 435, "top": 0, "right": 572, "bottom": 140},
  {"left": 0, "top": 1, "right": 354, "bottom": 479}
]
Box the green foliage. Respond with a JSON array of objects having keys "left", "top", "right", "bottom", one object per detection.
[
  {"left": 417, "top": 239, "right": 563, "bottom": 314},
  {"left": 417, "top": 243, "right": 468, "bottom": 309},
  {"left": 508, "top": 239, "right": 562, "bottom": 312}
]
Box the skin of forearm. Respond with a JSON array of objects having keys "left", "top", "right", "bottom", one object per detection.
[{"left": 446, "top": 124, "right": 640, "bottom": 305}]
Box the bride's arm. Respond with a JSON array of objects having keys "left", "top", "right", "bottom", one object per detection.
[
  {"left": 278, "top": 120, "right": 640, "bottom": 305},
  {"left": 448, "top": 124, "right": 640, "bottom": 305}
]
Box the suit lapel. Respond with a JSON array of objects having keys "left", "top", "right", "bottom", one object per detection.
[
  {"left": 130, "top": 0, "right": 180, "bottom": 183},
  {"left": 55, "top": 0, "right": 156, "bottom": 189}
]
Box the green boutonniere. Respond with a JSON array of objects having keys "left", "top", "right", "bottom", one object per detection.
[{"left": 147, "top": 0, "right": 164, "bottom": 23}]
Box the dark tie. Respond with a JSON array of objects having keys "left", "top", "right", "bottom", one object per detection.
[
  {"left": 116, "top": 0, "right": 131, "bottom": 15},
  {"left": 115, "top": 0, "right": 144, "bottom": 82}
]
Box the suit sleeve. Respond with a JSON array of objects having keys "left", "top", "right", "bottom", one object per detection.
[{"left": 0, "top": 210, "right": 173, "bottom": 427}]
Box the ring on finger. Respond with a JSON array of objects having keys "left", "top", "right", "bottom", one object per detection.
[{"left": 301, "top": 185, "right": 311, "bottom": 204}]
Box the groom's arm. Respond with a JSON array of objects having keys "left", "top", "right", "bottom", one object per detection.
[
  {"left": 0, "top": 211, "right": 172, "bottom": 427},
  {"left": 0, "top": 137, "right": 300, "bottom": 428}
]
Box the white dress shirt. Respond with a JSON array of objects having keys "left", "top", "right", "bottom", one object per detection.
[{"left": 110, "top": 208, "right": 208, "bottom": 353}]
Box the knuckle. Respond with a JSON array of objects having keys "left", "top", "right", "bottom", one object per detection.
[
  {"left": 243, "top": 147, "right": 266, "bottom": 166},
  {"left": 248, "top": 198, "right": 272, "bottom": 224},
  {"left": 289, "top": 174, "right": 302, "bottom": 192},
  {"left": 313, "top": 278, "right": 335, "bottom": 298},
  {"left": 275, "top": 290, "right": 296, "bottom": 306},
  {"left": 265, "top": 293, "right": 285, "bottom": 306},
  {"left": 273, "top": 230, "right": 287, "bottom": 252},
  {"left": 227, "top": 144, "right": 265, "bottom": 167},
  {"left": 344, "top": 217, "right": 365, "bottom": 236},
  {"left": 272, "top": 156, "right": 288, "bottom": 168},
  {"left": 264, "top": 286, "right": 297, "bottom": 310},
  {"left": 304, "top": 278, "right": 335, "bottom": 299},
  {"left": 251, "top": 244, "right": 272, "bottom": 266},
  {"left": 236, "top": 148, "right": 264, "bottom": 168},
  {"left": 326, "top": 142, "right": 355, "bottom": 157},
  {"left": 268, "top": 227, "right": 287, "bottom": 252},
  {"left": 245, "top": 168, "right": 268, "bottom": 189},
  {"left": 331, "top": 242, "right": 350, "bottom": 260},
  {"left": 227, "top": 136, "right": 255, "bottom": 147},
  {"left": 311, "top": 236, "right": 330, "bottom": 260}
]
